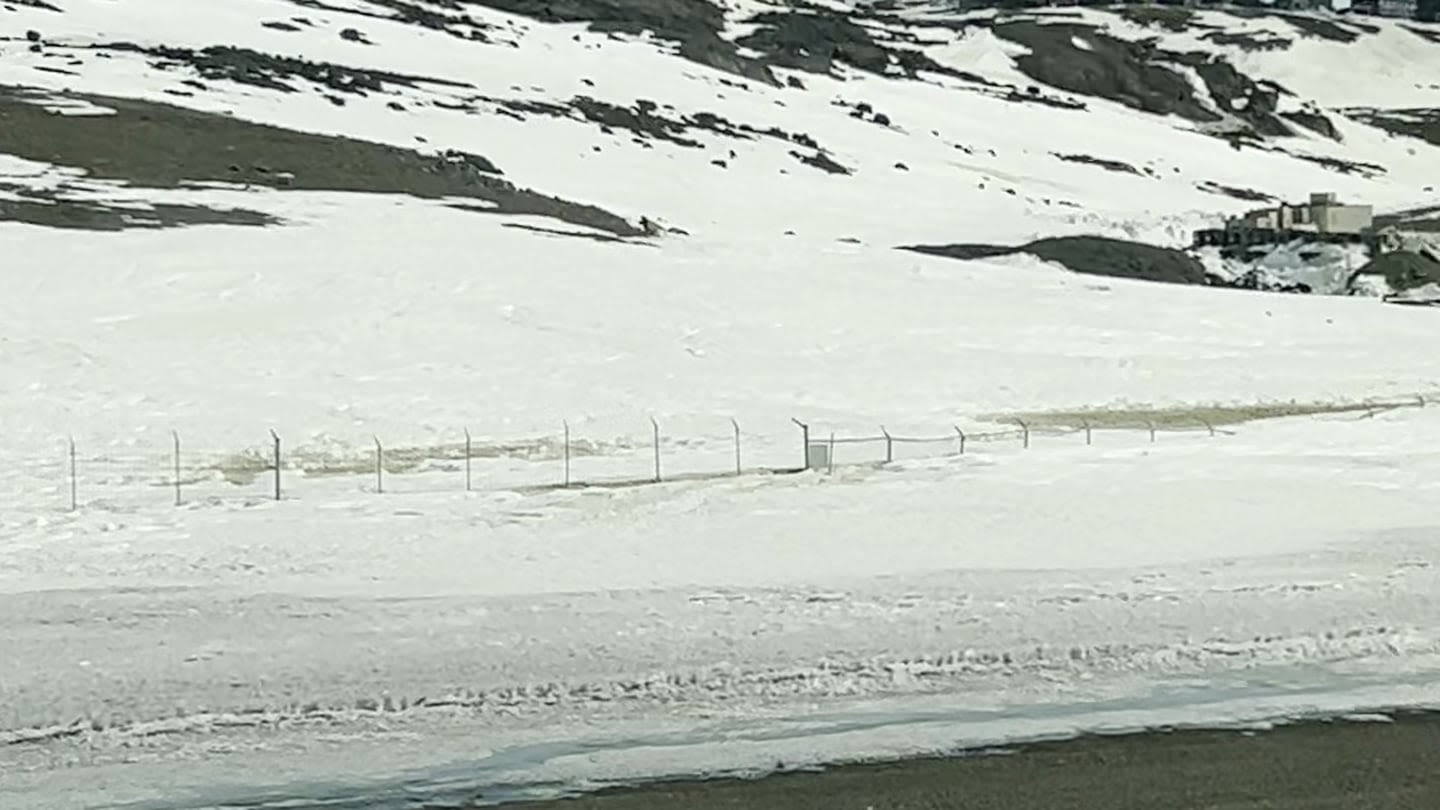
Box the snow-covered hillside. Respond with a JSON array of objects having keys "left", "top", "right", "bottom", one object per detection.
[
  {"left": 5, "top": 1, "right": 1440, "bottom": 242},
  {"left": 5, "top": 2, "right": 1440, "bottom": 807}
]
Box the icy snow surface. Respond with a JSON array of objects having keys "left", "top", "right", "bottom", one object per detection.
[{"left": 5, "top": 1, "right": 1440, "bottom": 807}]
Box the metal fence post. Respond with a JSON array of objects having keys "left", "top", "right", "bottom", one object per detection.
[
  {"left": 563, "top": 420, "right": 571, "bottom": 487},
  {"left": 68, "top": 435, "right": 77, "bottom": 512},
  {"left": 1083, "top": 420, "right": 1092, "bottom": 446},
  {"left": 270, "top": 429, "right": 281, "bottom": 501},
  {"left": 1012, "top": 418, "right": 1030, "bottom": 449},
  {"left": 954, "top": 426, "right": 966, "bottom": 456},
  {"left": 172, "top": 430, "right": 182, "bottom": 506},
  {"left": 827, "top": 432, "right": 836, "bottom": 474},
  {"left": 731, "top": 418, "right": 741, "bottom": 476},
  {"left": 791, "top": 418, "right": 809, "bottom": 470},
  {"left": 881, "top": 426, "right": 893, "bottom": 464},
  {"left": 651, "top": 416, "right": 661, "bottom": 483},
  {"left": 464, "top": 428, "right": 472, "bottom": 492},
  {"left": 1148, "top": 420, "right": 1157, "bottom": 443},
  {"left": 374, "top": 436, "right": 384, "bottom": 494}
]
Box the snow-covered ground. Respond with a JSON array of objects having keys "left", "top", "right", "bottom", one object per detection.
[{"left": 6, "top": 1, "right": 1440, "bottom": 807}]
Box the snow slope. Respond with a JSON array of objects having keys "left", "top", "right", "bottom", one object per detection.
[{"left": 5, "top": 1, "right": 1440, "bottom": 807}]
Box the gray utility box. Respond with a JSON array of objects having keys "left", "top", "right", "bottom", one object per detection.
[{"left": 806, "top": 441, "right": 830, "bottom": 471}]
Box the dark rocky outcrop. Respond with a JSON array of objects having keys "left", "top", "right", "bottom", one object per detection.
[
  {"left": 1202, "top": 30, "right": 1292, "bottom": 52},
  {"left": 1282, "top": 149, "right": 1384, "bottom": 177},
  {"left": 901, "top": 236, "right": 1208, "bottom": 286},
  {"left": 1281, "top": 110, "right": 1341, "bottom": 141},
  {"left": 1344, "top": 107, "right": 1440, "bottom": 147},
  {"left": 735, "top": 4, "right": 992, "bottom": 83},
  {"left": 97, "top": 42, "right": 469, "bottom": 96},
  {"left": 792, "top": 150, "right": 852, "bottom": 175},
  {"left": 462, "top": 0, "right": 777, "bottom": 84},
  {"left": 477, "top": 93, "right": 842, "bottom": 164},
  {"left": 0, "top": 190, "right": 278, "bottom": 231},
  {"left": 1053, "top": 152, "right": 1143, "bottom": 175},
  {"left": 1022, "top": 236, "right": 1208, "bottom": 285},
  {"left": 737, "top": 10, "right": 893, "bottom": 76},
  {"left": 988, "top": 17, "right": 1341, "bottom": 141},
  {"left": 285, "top": 0, "right": 495, "bottom": 41},
  {"left": 1406, "top": 25, "right": 1440, "bottom": 44},
  {"left": 0, "top": 86, "right": 644, "bottom": 236},
  {"left": 1161, "top": 50, "right": 1292, "bottom": 137},
  {"left": 994, "top": 22, "right": 1219, "bottom": 123},
  {"left": 1112, "top": 6, "right": 1201, "bottom": 33},
  {"left": 1278, "top": 14, "right": 1363, "bottom": 43},
  {"left": 1356, "top": 251, "right": 1440, "bottom": 291},
  {"left": 1197, "top": 181, "right": 1277, "bottom": 203}
]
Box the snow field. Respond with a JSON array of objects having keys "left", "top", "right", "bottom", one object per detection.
[{"left": 6, "top": 1, "right": 1440, "bottom": 805}]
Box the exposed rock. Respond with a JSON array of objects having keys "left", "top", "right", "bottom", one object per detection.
[
  {"left": 1278, "top": 14, "right": 1362, "bottom": 43},
  {"left": 1406, "top": 25, "right": 1440, "bottom": 45},
  {"left": 994, "top": 21, "right": 1218, "bottom": 123},
  {"left": 1053, "top": 152, "right": 1142, "bottom": 176},
  {"left": 900, "top": 243, "right": 1016, "bottom": 261},
  {"left": 286, "top": 0, "right": 493, "bottom": 42},
  {"left": 1022, "top": 236, "right": 1208, "bottom": 285},
  {"left": 1282, "top": 149, "right": 1384, "bottom": 178},
  {"left": 1197, "top": 181, "right": 1277, "bottom": 203},
  {"left": 1343, "top": 107, "right": 1440, "bottom": 147},
  {"left": 1202, "top": 30, "right": 1292, "bottom": 52},
  {"left": 1281, "top": 110, "right": 1341, "bottom": 141},
  {"left": 1356, "top": 251, "right": 1440, "bottom": 291},
  {"left": 1112, "top": 6, "right": 1201, "bottom": 33},
  {"left": 463, "top": 0, "right": 776, "bottom": 84},
  {"left": 791, "top": 150, "right": 852, "bottom": 175},
  {"left": 0, "top": 86, "right": 642, "bottom": 237},
  {"left": 96, "top": 42, "right": 469, "bottom": 96},
  {"left": 901, "top": 236, "right": 1208, "bottom": 286},
  {"left": 735, "top": 4, "right": 992, "bottom": 84},
  {"left": 0, "top": 191, "right": 279, "bottom": 231},
  {"left": 1161, "top": 50, "right": 1291, "bottom": 137}
]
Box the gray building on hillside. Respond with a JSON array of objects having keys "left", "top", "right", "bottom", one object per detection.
[
  {"left": 1193, "top": 192, "right": 1377, "bottom": 250},
  {"left": 1378, "top": 0, "right": 1419, "bottom": 16},
  {"left": 1352, "top": 0, "right": 1418, "bottom": 16},
  {"left": 1232, "top": 192, "right": 1374, "bottom": 235}
]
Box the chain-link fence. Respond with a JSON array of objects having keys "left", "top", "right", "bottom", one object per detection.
[{"left": 25, "top": 394, "right": 1429, "bottom": 512}]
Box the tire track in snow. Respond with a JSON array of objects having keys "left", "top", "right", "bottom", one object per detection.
[{"left": 5, "top": 620, "right": 1435, "bottom": 748}]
